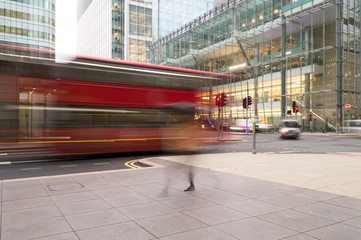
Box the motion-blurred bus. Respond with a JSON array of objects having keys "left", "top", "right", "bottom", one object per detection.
[{"left": 0, "top": 48, "right": 222, "bottom": 159}]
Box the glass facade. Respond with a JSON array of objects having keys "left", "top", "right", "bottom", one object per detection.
[
  {"left": 153, "top": 0, "right": 213, "bottom": 38},
  {"left": 112, "top": 0, "right": 125, "bottom": 60},
  {"left": 0, "top": 0, "right": 56, "bottom": 53},
  {"left": 151, "top": 0, "right": 361, "bottom": 132},
  {"left": 111, "top": 0, "right": 213, "bottom": 62},
  {"left": 126, "top": 0, "right": 153, "bottom": 62}
]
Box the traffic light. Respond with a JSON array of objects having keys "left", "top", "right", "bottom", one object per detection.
[
  {"left": 247, "top": 96, "right": 252, "bottom": 106},
  {"left": 215, "top": 94, "right": 221, "bottom": 107},
  {"left": 243, "top": 98, "right": 247, "bottom": 108},
  {"left": 220, "top": 93, "right": 227, "bottom": 106},
  {"left": 295, "top": 106, "right": 299, "bottom": 113},
  {"left": 292, "top": 101, "right": 296, "bottom": 113}
]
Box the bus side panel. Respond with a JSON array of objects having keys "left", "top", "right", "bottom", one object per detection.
[
  {"left": 20, "top": 77, "right": 196, "bottom": 108},
  {"left": 0, "top": 74, "right": 19, "bottom": 140}
]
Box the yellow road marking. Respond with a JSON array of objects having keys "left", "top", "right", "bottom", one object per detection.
[
  {"left": 93, "top": 162, "right": 110, "bottom": 165},
  {"left": 60, "top": 165, "right": 78, "bottom": 168},
  {"left": 125, "top": 159, "right": 141, "bottom": 169},
  {"left": 21, "top": 167, "right": 42, "bottom": 171}
]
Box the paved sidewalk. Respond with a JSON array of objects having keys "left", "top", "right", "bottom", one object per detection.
[{"left": 1, "top": 152, "right": 361, "bottom": 240}]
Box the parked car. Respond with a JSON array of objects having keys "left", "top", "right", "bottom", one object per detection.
[
  {"left": 194, "top": 117, "right": 217, "bottom": 131},
  {"left": 256, "top": 123, "right": 275, "bottom": 133},
  {"left": 230, "top": 119, "right": 274, "bottom": 133},
  {"left": 230, "top": 119, "right": 259, "bottom": 132},
  {"left": 279, "top": 119, "right": 301, "bottom": 139}
]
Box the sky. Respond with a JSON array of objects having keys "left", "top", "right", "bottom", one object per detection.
[{"left": 55, "top": 0, "right": 77, "bottom": 62}]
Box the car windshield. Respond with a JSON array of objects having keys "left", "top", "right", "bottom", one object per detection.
[{"left": 283, "top": 121, "right": 299, "bottom": 127}]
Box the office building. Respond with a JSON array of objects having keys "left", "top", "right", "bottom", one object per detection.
[
  {"left": 150, "top": 0, "right": 361, "bottom": 132},
  {"left": 77, "top": 0, "right": 213, "bottom": 62},
  {"left": 0, "top": 0, "right": 56, "bottom": 53}
]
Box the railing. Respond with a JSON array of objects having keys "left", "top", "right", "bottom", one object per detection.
[{"left": 294, "top": 99, "right": 336, "bottom": 132}]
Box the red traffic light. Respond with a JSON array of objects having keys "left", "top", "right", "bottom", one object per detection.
[
  {"left": 295, "top": 106, "right": 299, "bottom": 112},
  {"left": 247, "top": 96, "right": 252, "bottom": 105},
  {"left": 215, "top": 95, "right": 221, "bottom": 106}
]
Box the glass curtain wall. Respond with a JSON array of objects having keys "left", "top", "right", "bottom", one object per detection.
[
  {"left": 112, "top": 0, "right": 125, "bottom": 60},
  {"left": 0, "top": 0, "right": 56, "bottom": 57},
  {"left": 151, "top": 0, "right": 361, "bottom": 132}
]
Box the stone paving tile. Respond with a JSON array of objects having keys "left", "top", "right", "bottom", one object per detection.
[
  {"left": 203, "top": 179, "right": 251, "bottom": 191},
  {"left": 189, "top": 189, "right": 249, "bottom": 205},
  {"left": 281, "top": 234, "right": 318, "bottom": 240},
  {"left": 76, "top": 221, "right": 155, "bottom": 240},
  {"left": 100, "top": 170, "right": 138, "bottom": 180},
  {"left": 2, "top": 180, "right": 48, "bottom": 201},
  {"left": 129, "top": 182, "right": 183, "bottom": 200},
  {"left": 193, "top": 174, "right": 243, "bottom": 187},
  {"left": 224, "top": 199, "right": 285, "bottom": 216},
  {"left": 267, "top": 182, "right": 304, "bottom": 193},
  {"left": 160, "top": 194, "right": 216, "bottom": 211},
  {"left": 290, "top": 188, "right": 340, "bottom": 201},
  {"left": 94, "top": 186, "right": 155, "bottom": 207},
  {"left": 159, "top": 226, "right": 238, "bottom": 240},
  {"left": 324, "top": 196, "right": 361, "bottom": 211},
  {"left": 135, "top": 212, "right": 206, "bottom": 238},
  {"left": 2, "top": 205, "right": 62, "bottom": 226},
  {"left": 182, "top": 205, "right": 249, "bottom": 225},
  {"left": 215, "top": 217, "right": 296, "bottom": 240},
  {"left": 117, "top": 201, "right": 177, "bottom": 220},
  {"left": 258, "top": 193, "right": 317, "bottom": 208},
  {"left": 56, "top": 199, "right": 112, "bottom": 216},
  {"left": 343, "top": 216, "right": 361, "bottom": 229},
  {"left": 294, "top": 202, "right": 361, "bottom": 222},
  {"left": 305, "top": 223, "right": 361, "bottom": 240},
  {"left": 170, "top": 179, "right": 216, "bottom": 192},
  {"left": 259, "top": 209, "right": 335, "bottom": 232},
  {"left": 1, "top": 216, "right": 72, "bottom": 240},
  {"left": 108, "top": 174, "right": 153, "bottom": 186},
  {"left": 228, "top": 184, "right": 285, "bottom": 198},
  {"left": 42, "top": 180, "right": 88, "bottom": 196},
  {"left": 50, "top": 191, "right": 100, "bottom": 205},
  {"left": 2, "top": 196, "right": 54, "bottom": 212},
  {"left": 65, "top": 208, "right": 129, "bottom": 231},
  {"left": 33, "top": 232, "right": 79, "bottom": 240},
  {"left": 72, "top": 175, "right": 122, "bottom": 190},
  {"left": 38, "top": 176, "right": 75, "bottom": 185}
]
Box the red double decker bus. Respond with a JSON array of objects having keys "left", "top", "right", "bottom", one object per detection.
[{"left": 0, "top": 52, "right": 223, "bottom": 159}]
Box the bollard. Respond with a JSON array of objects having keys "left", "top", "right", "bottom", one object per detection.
[{"left": 252, "top": 123, "right": 257, "bottom": 154}]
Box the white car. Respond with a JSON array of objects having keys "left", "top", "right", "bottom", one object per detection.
[{"left": 279, "top": 120, "right": 301, "bottom": 139}]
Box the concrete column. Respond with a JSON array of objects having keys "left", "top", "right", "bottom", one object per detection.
[
  {"left": 254, "top": 44, "right": 259, "bottom": 117},
  {"left": 336, "top": 0, "right": 344, "bottom": 131},
  {"left": 281, "top": 15, "right": 286, "bottom": 119},
  {"left": 304, "top": 27, "right": 311, "bottom": 131}
]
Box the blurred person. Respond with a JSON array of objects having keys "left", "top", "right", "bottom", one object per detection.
[{"left": 160, "top": 102, "right": 202, "bottom": 194}]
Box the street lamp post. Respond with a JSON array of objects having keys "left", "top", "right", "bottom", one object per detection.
[{"left": 157, "top": 0, "right": 160, "bottom": 65}]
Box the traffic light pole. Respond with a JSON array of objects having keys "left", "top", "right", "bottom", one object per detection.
[
  {"left": 217, "top": 106, "right": 221, "bottom": 139},
  {"left": 245, "top": 97, "right": 248, "bottom": 134},
  {"left": 221, "top": 106, "right": 224, "bottom": 138}
]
